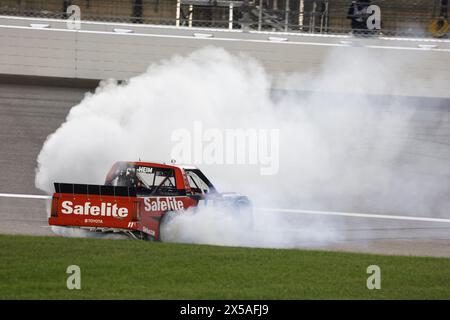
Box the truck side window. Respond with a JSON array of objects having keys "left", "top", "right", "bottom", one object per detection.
[{"left": 110, "top": 167, "right": 137, "bottom": 187}]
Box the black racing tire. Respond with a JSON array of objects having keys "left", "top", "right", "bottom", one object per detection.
[{"left": 142, "top": 232, "right": 156, "bottom": 241}]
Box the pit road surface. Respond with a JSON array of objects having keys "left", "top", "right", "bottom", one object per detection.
[{"left": 0, "top": 79, "right": 449, "bottom": 257}]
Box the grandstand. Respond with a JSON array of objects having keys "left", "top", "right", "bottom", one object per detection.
[{"left": 0, "top": 0, "right": 447, "bottom": 37}]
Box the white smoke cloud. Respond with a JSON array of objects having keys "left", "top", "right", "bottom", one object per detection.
[
  {"left": 35, "top": 46, "right": 449, "bottom": 248},
  {"left": 160, "top": 206, "right": 341, "bottom": 248}
]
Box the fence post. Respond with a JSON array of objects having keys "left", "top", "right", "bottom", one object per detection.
[
  {"left": 258, "top": 0, "right": 263, "bottom": 31},
  {"left": 285, "top": 0, "right": 290, "bottom": 32},
  {"left": 176, "top": 0, "right": 181, "bottom": 27},
  {"left": 229, "top": 2, "right": 234, "bottom": 30},
  {"left": 298, "top": 0, "right": 304, "bottom": 29}
]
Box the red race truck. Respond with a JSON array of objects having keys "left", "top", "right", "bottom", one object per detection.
[{"left": 49, "top": 161, "right": 252, "bottom": 240}]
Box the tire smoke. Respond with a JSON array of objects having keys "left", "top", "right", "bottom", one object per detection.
[{"left": 35, "top": 47, "right": 449, "bottom": 247}]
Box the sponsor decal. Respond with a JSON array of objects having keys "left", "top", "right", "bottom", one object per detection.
[
  {"left": 61, "top": 201, "right": 129, "bottom": 218},
  {"left": 127, "top": 221, "right": 137, "bottom": 228},
  {"left": 144, "top": 197, "right": 184, "bottom": 212},
  {"left": 84, "top": 218, "right": 103, "bottom": 224},
  {"left": 143, "top": 226, "right": 155, "bottom": 236},
  {"left": 137, "top": 166, "right": 153, "bottom": 173}
]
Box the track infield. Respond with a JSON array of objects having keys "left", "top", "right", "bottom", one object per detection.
[{"left": 0, "top": 235, "right": 449, "bottom": 299}]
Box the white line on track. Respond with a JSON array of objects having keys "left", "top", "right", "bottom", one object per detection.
[
  {"left": 0, "top": 193, "right": 51, "bottom": 200},
  {"left": 257, "top": 208, "right": 450, "bottom": 223},
  {"left": 0, "top": 193, "right": 449, "bottom": 223}
]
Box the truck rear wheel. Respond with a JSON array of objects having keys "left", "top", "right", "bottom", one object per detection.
[
  {"left": 159, "top": 211, "right": 179, "bottom": 241},
  {"left": 142, "top": 232, "right": 156, "bottom": 241}
]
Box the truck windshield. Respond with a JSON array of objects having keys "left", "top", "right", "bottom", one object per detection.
[
  {"left": 185, "top": 169, "right": 216, "bottom": 195},
  {"left": 108, "top": 164, "right": 180, "bottom": 195}
]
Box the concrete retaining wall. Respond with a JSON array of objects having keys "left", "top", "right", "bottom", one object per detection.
[{"left": 0, "top": 16, "right": 449, "bottom": 98}]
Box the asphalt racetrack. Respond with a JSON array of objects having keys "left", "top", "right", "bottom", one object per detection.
[{"left": 0, "top": 79, "right": 449, "bottom": 257}]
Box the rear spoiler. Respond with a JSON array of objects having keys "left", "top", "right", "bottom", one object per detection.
[
  {"left": 50, "top": 183, "right": 140, "bottom": 221},
  {"left": 54, "top": 183, "right": 137, "bottom": 197}
]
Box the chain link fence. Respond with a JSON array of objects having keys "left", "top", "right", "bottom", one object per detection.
[{"left": 0, "top": 0, "right": 448, "bottom": 37}]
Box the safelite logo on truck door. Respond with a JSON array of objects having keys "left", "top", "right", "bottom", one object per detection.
[{"left": 144, "top": 197, "right": 184, "bottom": 212}]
